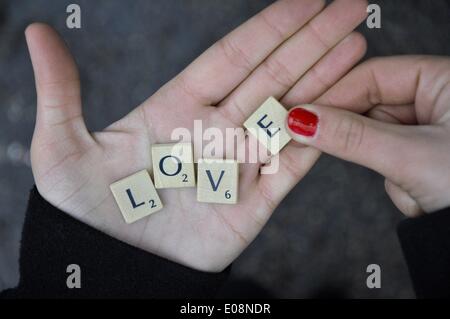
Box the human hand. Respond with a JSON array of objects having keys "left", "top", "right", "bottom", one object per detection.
[
  {"left": 287, "top": 56, "right": 450, "bottom": 218},
  {"left": 26, "top": 0, "right": 367, "bottom": 272}
]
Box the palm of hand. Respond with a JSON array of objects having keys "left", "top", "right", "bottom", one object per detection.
[
  {"left": 27, "top": 0, "right": 368, "bottom": 272},
  {"left": 35, "top": 92, "right": 270, "bottom": 272}
]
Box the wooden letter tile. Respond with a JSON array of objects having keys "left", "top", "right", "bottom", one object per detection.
[
  {"left": 152, "top": 143, "right": 196, "bottom": 189},
  {"left": 197, "top": 159, "right": 239, "bottom": 204},
  {"left": 243, "top": 96, "right": 292, "bottom": 155},
  {"left": 110, "top": 170, "right": 163, "bottom": 224}
]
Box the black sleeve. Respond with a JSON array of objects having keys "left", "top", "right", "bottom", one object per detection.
[
  {"left": 397, "top": 208, "right": 450, "bottom": 299},
  {"left": 0, "top": 187, "right": 229, "bottom": 299}
]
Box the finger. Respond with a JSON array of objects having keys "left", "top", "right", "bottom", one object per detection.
[
  {"left": 174, "top": 0, "right": 326, "bottom": 105},
  {"left": 246, "top": 32, "right": 367, "bottom": 163},
  {"left": 254, "top": 32, "right": 367, "bottom": 208},
  {"left": 282, "top": 32, "right": 367, "bottom": 107},
  {"left": 25, "top": 23, "right": 87, "bottom": 137},
  {"left": 286, "top": 104, "right": 417, "bottom": 182},
  {"left": 221, "top": 0, "right": 368, "bottom": 124},
  {"left": 316, "top": 55, "right": 450, "bottom": 117},
  {"left": 367, "top": 104, "right": 417, "bottom": 125},
  {"left": 385, "top": 179, "right": 423, "bottom": 218}
]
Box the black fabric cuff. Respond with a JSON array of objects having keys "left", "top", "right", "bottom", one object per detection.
[
  {"left": 397, "top": 208, "right": 450, "bottom": 299},
  {"left": 4, "top": 187, "right": 230, "bottom": 299}
]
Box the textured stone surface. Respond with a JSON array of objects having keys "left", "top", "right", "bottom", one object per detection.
[{"left": 0, "top": 0, "right": 449, "bottom": 297}]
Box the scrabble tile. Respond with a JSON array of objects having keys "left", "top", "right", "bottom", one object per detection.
[
  {"left": 243, "top": 96, "right": 292, "bottom": 155},
  {"left": 197, "top": 159, "right": 239, "bottom": 204},
  {"left": 110, "top": 170, "right": 163, "bottom": 224},
  {"left": 151, "top": 143, "right": 196, "bottom": 189}
]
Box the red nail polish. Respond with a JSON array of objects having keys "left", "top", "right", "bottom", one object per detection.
[{"left": 288, "top": 107, "right": 318, "bottom": 137}]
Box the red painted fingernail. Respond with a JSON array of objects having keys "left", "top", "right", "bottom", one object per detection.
[{"left": 288, "top": 107, "right": 318, "bottom": 137}]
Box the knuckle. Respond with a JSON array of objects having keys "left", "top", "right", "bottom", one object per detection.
[
  {"left": 174, "top": 75, "right": 209, "bottom": 104},
  {"left": 310, "top": 65, "right": 333, "bottom": 91},
  {"left": 219, "top": 37, "right": 254, "bottom": 73},
  {"left": 262, "top": 57, "right": 297, "bottom": 90},
  {"left": 335, "top": 116, "right": 366, "bottom": 155},
  {"left": 259, "top": 10, "right": 285, "bottom": 42},
  {"left": 306, "top": 21, "right": 332, "bottom": 51}
]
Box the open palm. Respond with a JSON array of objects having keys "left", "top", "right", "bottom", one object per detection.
[{"left": 27, "top": 0, "right": 367, "bottom": 272}]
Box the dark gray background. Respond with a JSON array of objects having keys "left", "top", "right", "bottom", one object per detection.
[{"left": 0, "top": 0, "right": 449, "bottom": 298}]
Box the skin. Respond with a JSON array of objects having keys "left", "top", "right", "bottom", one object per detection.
[
  {"left": 26, "top": 0, "right": 368, "bottom": 273},
  {"left": 287, "top": 56, "right": 450, "bottom": 218}
]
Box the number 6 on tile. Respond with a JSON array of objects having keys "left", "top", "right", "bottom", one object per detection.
[{"left": 197, "top": 159, "right": 239, "bottom": 204}]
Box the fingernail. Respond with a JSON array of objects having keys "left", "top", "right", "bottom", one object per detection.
[{"left": 287, "top": 107, "right": 318, "bottom": 137}]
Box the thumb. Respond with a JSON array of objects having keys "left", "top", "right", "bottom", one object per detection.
[
  {"left": 25, "top": 23, "right": 87, "bottom": 137},
  {"left": 286, "top": 104, "right": 416, "bottom": 182}
]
